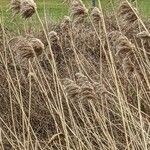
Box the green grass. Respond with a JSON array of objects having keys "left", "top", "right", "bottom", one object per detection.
[{"left": 0, "top": 0, "right": 149, "bottom": 32}]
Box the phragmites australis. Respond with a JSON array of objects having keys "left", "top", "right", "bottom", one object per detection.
[
  {"left": 118, "top": 1, "right": 137, "bottom": 31},
  {"left": 91, "top": 7, "right": 102, "bottom": 22},
  {"left": 10, "top": 0, "right": 37, "bottom": 18},
  {"left": 10, "top": 0, "right": 21, "bottom": 14},
  {"left": 9, "top": 37, "right": 44, "bottom": 64},
  {"left": 62, "top": 78, "right": 80, "bottom": 100},
  {"left": 108, "top": 31, "right": 135, "bottom": 69},
  {"left": 80, "top": 81, "right": 96, "bottom": 101},
  {"left": 137, "top": 31, "right": 150, "bottom": 50},
  {"left": 108, "top": 31, "right": 134, "bottom": 56},
  {"left": 75, "top": 72, "right": 89, "bottom": 87},
  {"left": 75, "top": 73, "right": 95, "bottom": 100},
  {"left": 60, "top": 16, "right": 71, "bottom": 31},
  {"left": 29, "top": 38, "right": 45, "bottom": 57},
  {"left": 48, "top": 31, "right": 59, "bottom": 43},
  {"left": 20, "top": 0, "right": 37, "bottom": 18},
  {"left": 71, "top": 0, "right": 88, "bottom": 24},
  {"left": 137, "top": 31, "right": 150, "bottom": 39}
]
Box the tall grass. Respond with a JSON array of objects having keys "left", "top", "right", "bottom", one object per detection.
[{"left": 0, "top": 0, "right": 150, "bottom": 150}]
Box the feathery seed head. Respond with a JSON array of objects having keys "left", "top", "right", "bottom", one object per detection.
[
  {"left": 80, "top": 81, "right": 96, "bottom": 101},
  {"left": 75, "top": 73, "right": 89, "bottom": 87},
  {"left": 60, "top": 16, "right": 71, "bottom": 31},
  {"left": 29, "top": 38, "right": 44, "bottom": 57},
  {"left": 15, "top": 38, "right": 35, "bottom": 60},
  {"left": 71, "top": 0, "right": 88, "bottom": 18},
  {"left": 20, "top": 0, "right": 37, "bottom": 18},
  {"left": 91, "top": 7, "right": 102, "bottom": 22},
  {"left": 62, "top": 78, "right": 80, "bottom": 99},
  {"left": 137, "top": 31, "right": 150, "bottom": 39},
  {"left": 10, "top": 0, "right": 21, "bottom": 14},
  {"left": 48, "top": 31, "right": 59, "bottom": 43},
  {"left": 118, "top": 1, "right": 137, "bottom": 24}
]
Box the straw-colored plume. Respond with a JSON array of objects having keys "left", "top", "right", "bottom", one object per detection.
[
  {"left": 9, "top": 37, "right": 44, "bottom": 64},
  {"left": 91, "top": 7, "right": 102, "bottom": 22},
  {"left": 49, "top": 31, "right": 59, "bottom": 43},
  {"left": 108, "top": 31, "right": 134, "bottom": 56},
  {"left": 118, "top": 1, "right": 137, "bottom": 32},
  {"left": 13, "top": 37, "right": 35, "bottom": 60},
  {"left": 10, "top": 0, "right": 21, "bottom": 14},
  {"left": 75, "top": 72, "right": 89, "bottom": 87},
  {"left": 20, "top": 0, "right": 37, "bottom": 18},
  {"left": 60, "top": 16, "right": 71, "bottom": 31},
  {"left": 137, "top": 31, "right": 150, "bottom": 39},
  {"left": 29, "top": 38, "right": 44, "bottom": 57},
  {"left": 71, "top": 0, "right": 88, "bottom": 18},
  {"left": 80, "top": 81, "right": 96, "bottom": 101},
  {"left": 62, "top": 78, "right": 80, "bottom": 100},
  {"left": 71, "top": 0, "right": 88, "bottom": 24},
  {"left": 75, "top": 73, "right": 96, "bottom": 102},
  {"left": 118, "top": 2, "right": 137, "bottom": 24}
]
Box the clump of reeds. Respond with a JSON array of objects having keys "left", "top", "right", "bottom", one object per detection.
[{"left": 10, "top": 0, "right": 37, "bottom": 18}]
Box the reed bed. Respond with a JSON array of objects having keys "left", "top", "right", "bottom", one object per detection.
[{"left": 0, "top": 0, "right": 150, "bottom": 149}]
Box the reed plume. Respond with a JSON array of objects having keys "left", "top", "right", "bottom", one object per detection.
[
  {"left": 29, "top": 38, "right": 44, "bottom": 57},
  {"left": 9, "top": 37, "right": 44, "bottom": 66},
  {"left": 75, "top": 72, "right": 89, "bottom": 87},
  {"left": 20, "top": 0, "right": 37, "bottom": 18},
  {"left": 137, "top": 31, "right": 150, "bottom": 39},
  {"left": 10, "top": 0, "right": 21, "bottom": 14},
  {"left": 118, "top": 1, "right": 137, "bottom": 24},
  {"left": 80, "top": 81, "right": 96, "bottom": 101},
  {"left": 60, "top": 16, "right": 71, "bottom": 31},
  {"left": 49, "top": 31, "right": 59, "bottom": 43},
  {"left": 91, "top": 7, "right": 102, "bottom": 23},
  {"left": 118, "top": 1, "right": 138, "bottom": 34},
  {"left": 108, "top": 31, "right": 134, "bottom": 57},
  {"left": 62, "top": 78, "right": 80, "bottom": 100},
  {"left": 71, "top": 0, "right": 88, "bottom": 24}
]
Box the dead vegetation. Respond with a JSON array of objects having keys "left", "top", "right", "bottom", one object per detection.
[{"left": 0, "top": 0, "right": 150, "bottom": 150}]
